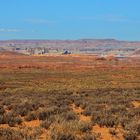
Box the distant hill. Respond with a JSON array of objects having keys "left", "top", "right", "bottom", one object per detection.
[
  {"left": 133, "top": 49, "right": 140, "bottom": 55},
  {"left": 0, "top": 39, "right": 140, "bottom": 56},
  {"left": 0, "top": 39, "right": 140, "bottom": 48}
]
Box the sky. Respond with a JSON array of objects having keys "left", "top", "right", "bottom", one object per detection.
[{"left": 0, "top": 0, "right": 140, "bottom": 41}]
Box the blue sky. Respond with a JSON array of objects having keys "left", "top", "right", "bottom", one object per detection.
[{"left": 0, "top": 0, "right": 140, "bottom": 40}]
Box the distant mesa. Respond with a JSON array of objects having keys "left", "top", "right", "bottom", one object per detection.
[
  {"left": 0, "top": 39, "right": 139, "bottom": 57},
  {"left": 133, "top": 49, "right": 140, "bottom": 55}
]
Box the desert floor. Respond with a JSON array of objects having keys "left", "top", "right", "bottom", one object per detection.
[{"left": 0, "top": 53, "right": 140, "bottom": 140}]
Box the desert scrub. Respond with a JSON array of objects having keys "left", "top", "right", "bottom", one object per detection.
[
  {"left": 25, "top": 112, "right": 38, "bottom": 121},
  {"left": 109, "top": 105, "right": 127, "bottom": 114},
  {"left": 123, "top": 131, "right": 137, "bottom": 140},
  {"left": 109, "top": 128, "right": 118, "bottom": 136},
  {"left": 127, "top": 107, "right": 140, "bottom": 117},
  {"left": 74, "top": 100, "right": 83, "bottom": 107},
  {"left": 0, "top": 115, "right": 5, "bottom": 124},
  {"left": 0, "top": 128, "right": 23, "bottom": 140},
  {"left": 38, "top": 110, "right": 50, "bottom": 121},
  {"left": 124, "top": 120, "right": 140, "bottom": 136},
  {"left": 62, "top": 111, "right": 78, "bottom": 121},
  {"left": 0, "top": 106, "right": 5, "bottom": 115},
  {"left": 0, "top": 87, "right": 139, "bottom": 139},
  {"left": 38, "top": 106, "right": 59, "bottom": 121},
  {"left": 14, "top": 107, "right": 29, "bottom": 117},
  {"left": 79, "top": 102, "right": 88, "bottom": 110},
  {"left": 79, "top": 121, "right": 93, "bottom": 132},
  {"left": 0, "top": 112, "right": 22, "bottom": 126},
  {"left": 49, "top": 121, "right": 94, "bottom": 140},
  {"left": 49, "top": 120, "right": 83, "bottom": 137},
  {"left": 0, "top": 127, "right": 42, "bottom": 140},
  {"left": 7, "top": 116, "right": 22, "bottom": 127},
  {"left": 40, "top": 119, "right": 53, "bottom": 129},
  {"left": 48, "top": 121, "right": 78, "bottom": 140},
  {"left": 120, "top": 117, "right": 130, "bottom": 128},
  {"left": 2, "top": 99, "right": 11, "bottom": 106},
  {"left": 82, "top": 105, "right": 93, "bottom": 116},
  {"left": 92, "top": 112, "right": 119, "bottom": 127},
  {"left": 82, "top": 133, "right": 96, "bottom": 140},
  {"left": 49, "top": 131, "right": 76, "bottom": 140}
]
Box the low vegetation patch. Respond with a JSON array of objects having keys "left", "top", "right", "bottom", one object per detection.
[{"left": 0, "top": 56, "right": 139, "bottom": 140}]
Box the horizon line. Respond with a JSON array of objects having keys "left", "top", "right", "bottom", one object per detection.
[{"left": 0, "top": 38, "right": 140, "bottom": 42}]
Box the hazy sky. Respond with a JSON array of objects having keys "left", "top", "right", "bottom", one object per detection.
[{"left": 0, "top": 0, "right": 140, "bottom": 40}]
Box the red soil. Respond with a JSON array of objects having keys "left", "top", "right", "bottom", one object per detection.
[{"left": 0, "top": 54, "right": 139, "bottom": 71}]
